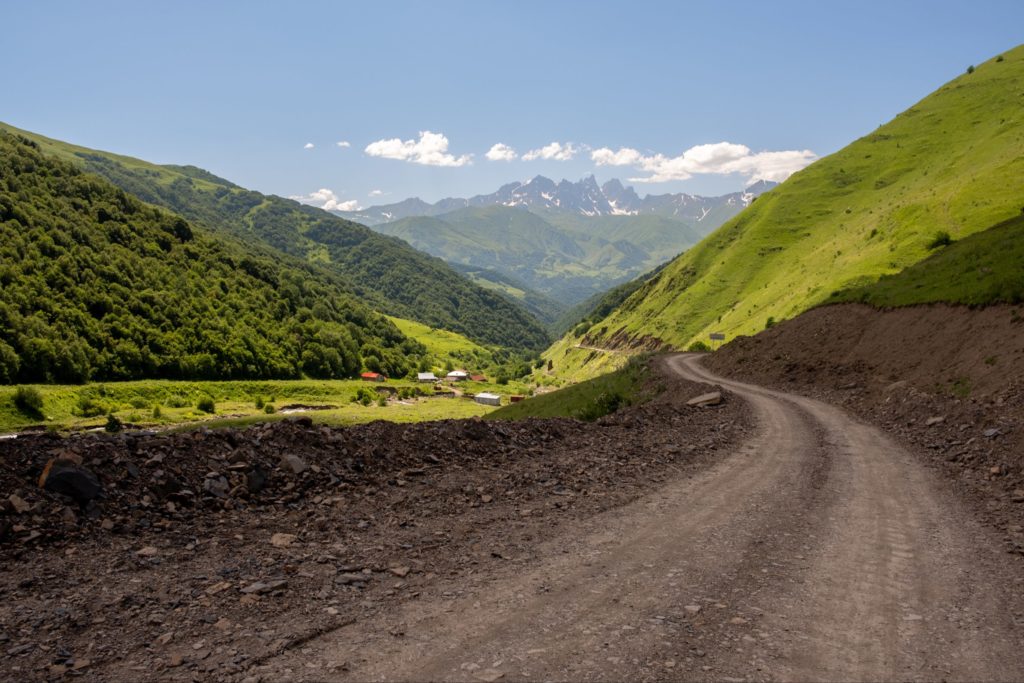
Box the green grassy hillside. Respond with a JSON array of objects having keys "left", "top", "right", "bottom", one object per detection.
[
  {"left": 487, "top": 356, "right": 650, "bottom": 421},
  {"left": 577, "top": 46, "right": 1024, "bottom": 351},
  {"left": 0, "top": 130, "right": 424, "bottom": 383},
  {"left": 0, "top": 123, "right": 550, "bottom": 352},
  {"left": 830, "top": 213, "right": 1024, "bottom": 306},
  {"left": 449, "top": 264, "right": 565, "bottom": 328}
]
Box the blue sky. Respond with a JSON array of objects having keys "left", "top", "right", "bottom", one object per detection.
[{"left": 4, "top": 1, "right": 1022, "bottom": 208}]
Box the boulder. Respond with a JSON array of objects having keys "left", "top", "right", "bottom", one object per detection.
[{"left": 38, "top": 459, "right": 101, "bottom": 506}]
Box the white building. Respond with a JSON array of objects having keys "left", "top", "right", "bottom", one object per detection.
[
  {"left": 474, "top": 392, "right": 501, "bottom": 406},
  {"left": 417, "top": 372, "right": 438, "bottom": 382},
  {"left": 446, "top": 370, "right": 469, "bottom": 381}
]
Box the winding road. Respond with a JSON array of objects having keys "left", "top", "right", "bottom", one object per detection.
[{"left": 266, "top": 354, "right": 1023, "bottom": 681}]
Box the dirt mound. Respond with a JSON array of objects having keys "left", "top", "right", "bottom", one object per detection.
[
  {"left": 712, "top": 302, "right": 1024, "bottom": 397},
  {"left": 708, "top": 302, "right": 1024, "bottom": 549},
  {"left": 0, "top": 365, "right": 751, "bottom": 680}
]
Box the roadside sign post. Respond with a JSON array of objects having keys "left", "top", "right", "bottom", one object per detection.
[{"left": 709, "top": 332, "right": 725, "bottom": 351}]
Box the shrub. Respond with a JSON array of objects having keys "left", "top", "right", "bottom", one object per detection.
[
  {"left": 576, "top": 391, "right": 625, "bottom": 422},
  {"left": 13, "top": 386, "right": 44, "bottom": 416},
  {"left": 765, "top": 316, "right": 776, "bottom": 329},
  {"left": 966, "top": 65, "right": 975, "bottom": 74},
  {"left": 377, "top": 396, "right": 387, "bottom": 407},
  {"left": 927, "top": 231, "right": 953, "bottom": 249},
  {"left": 152, "top": 405, "right": 162, "bottom": 419},
  {"left": 105, "top": 413, "right": 123, "bottom": 432},
  {"left": 129, "top": 397, "right": 148, "bottom": 409},
  {"left": 74, "top": 393, "right": 107, "bottom": 418},
  {"left": 996, "top": 55, "right": 1005, "bottom": 62},
  {"left": 167, "top": 395, "right": 189, "bottom": 408},
  {"left": 196, "top": 397, "right": 216, "bottom": 414},
  {"left": 255, "top": 395, "right": 265, "bottom": 409},
  {"left": 687, "top": 340, "right": 711, "bottom": 353},
  {"left": 264, "top": 404, "right": 276, "bottom": 414}
]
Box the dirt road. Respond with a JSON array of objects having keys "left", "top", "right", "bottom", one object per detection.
[{"left": 263, "top": 354, "right": 1024, "bottom": 682}]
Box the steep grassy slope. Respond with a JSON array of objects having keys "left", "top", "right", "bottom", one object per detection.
[
  {"left": 580, "top": 46, "right": 1024, "bottom": 351},
  {"left": 829, "top": 213, "right": 1024, "bottom": 307},
  {"left": 0, "top": 130, "right": 424, "bottom": 383},
  {"left": 0, "top": 123, "right": 550, "bottom": 352}
]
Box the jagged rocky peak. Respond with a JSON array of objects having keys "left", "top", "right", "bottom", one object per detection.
[{"left": 335, "top": 176, "right": 777, "bottom": 225}]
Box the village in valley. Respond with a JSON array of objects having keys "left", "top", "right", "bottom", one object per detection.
[{"left": 360, "top": 368, "right": 519, "bottom": 407}]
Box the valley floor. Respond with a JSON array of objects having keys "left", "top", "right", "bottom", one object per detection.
[{"left": 2, "top": 340, "right": 1022, "bottom": 681}]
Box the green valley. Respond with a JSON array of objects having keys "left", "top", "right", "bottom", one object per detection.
[{"left": 371, "top": 200, "right": 721, "bottom": 309}]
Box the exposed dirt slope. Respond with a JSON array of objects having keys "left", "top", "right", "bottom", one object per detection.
[{"left": 707, "top": 302, "right": 1024, "bottom": 551}]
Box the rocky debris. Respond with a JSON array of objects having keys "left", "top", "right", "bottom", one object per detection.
[
  {"left": 0, "top": 366, "right": 752, "bottom": 681},
  {"left": 926, "top": 416, "right": 946, "bottom": 426},
  {"left": 687, "top": 391, "right": 723, "bottom": 407}
]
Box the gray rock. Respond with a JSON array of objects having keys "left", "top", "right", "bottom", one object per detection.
[
  {"left": 687, "top": 392, "right": 722, "bottom": 407},
  {"left": 203, "top": 476, "right": 229, "bottom": 498},
  {"left": 280, "top": 454, "right": 307, "bottom": 475}
]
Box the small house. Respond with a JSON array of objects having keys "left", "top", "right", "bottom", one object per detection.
[
  {"left": 470, "top": 374, "right": 487, "bottom": 382},
  {"left": 360, "top": 372, "right": 386, "bottom": 382},
  {"left": 446, "top": 370, "right": 469, "bottom": 381},
  {"left": 417, "top": 372, "right": 438, "bottom": 382},
  {"left": 474, "top": 392, "right": 501, "bottom": 407}
]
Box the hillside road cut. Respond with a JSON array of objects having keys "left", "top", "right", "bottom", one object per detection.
[{"left": 264, "top": 353, "right": 1024, "bottom": 682}]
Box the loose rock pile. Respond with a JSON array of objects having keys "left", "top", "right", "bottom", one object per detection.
[{"left": 0, "top": 368, "right": 750, "bottom": 681}]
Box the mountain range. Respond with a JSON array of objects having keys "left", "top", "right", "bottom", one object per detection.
[
  {"left": 336, "top": 178, "right": 775, "bottom": 320},
  {"left": 336, "top": 176, "right": 775, "bottom": 225}
]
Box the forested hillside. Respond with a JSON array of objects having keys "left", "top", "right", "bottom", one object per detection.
[
  {"left": 0, "top": 123, "right": 550, "bottom": 352},
  {"left": 0, "top": 131, "right": 425, "bottom": 383}
]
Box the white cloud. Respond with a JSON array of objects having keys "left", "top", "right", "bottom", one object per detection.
[
  {"left": 592, "top": 141, "right": 816, "bottom": 183},
  {"left": 368, "top": 189, "right": 385, "bottom": 197},
  {"left": 364, "top": 131, "right": 472, "bottom": 167},
  {"left": 522, "top": 141, "right": 577, "bottom": 161},
  {"left": 289, "top": 188, "right": 361, "bottom": 212},
  {"left": 336, "top": 140, "right": 351, "bottom": 148},
  {"left": 591, "top": 147, "right": 644, "bottom": 166},
  {"left": 303, "top": 142, "right": 315, "bottom": 150},
  {"left": 485, "top": 143, "right": 518, "bottom": 161}
]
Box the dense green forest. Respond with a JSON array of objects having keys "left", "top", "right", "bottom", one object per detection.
[
  {"left": 0, "top": 123, "right": 550, "bottom": 351},
  {"left": 0, "top": 131, "right": 425, "bottom": 383}
]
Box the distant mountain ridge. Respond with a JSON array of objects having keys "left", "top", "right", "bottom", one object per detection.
[{"left": 337, "top": 176, "right": 776, "bottom": 226}]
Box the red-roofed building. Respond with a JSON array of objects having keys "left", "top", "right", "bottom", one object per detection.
[
  {"left": 470, "top": 374, "right": 487, "bottom": 382},
  {"left": 360, "top": 372, "right": 386, "bottom": 382}
]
